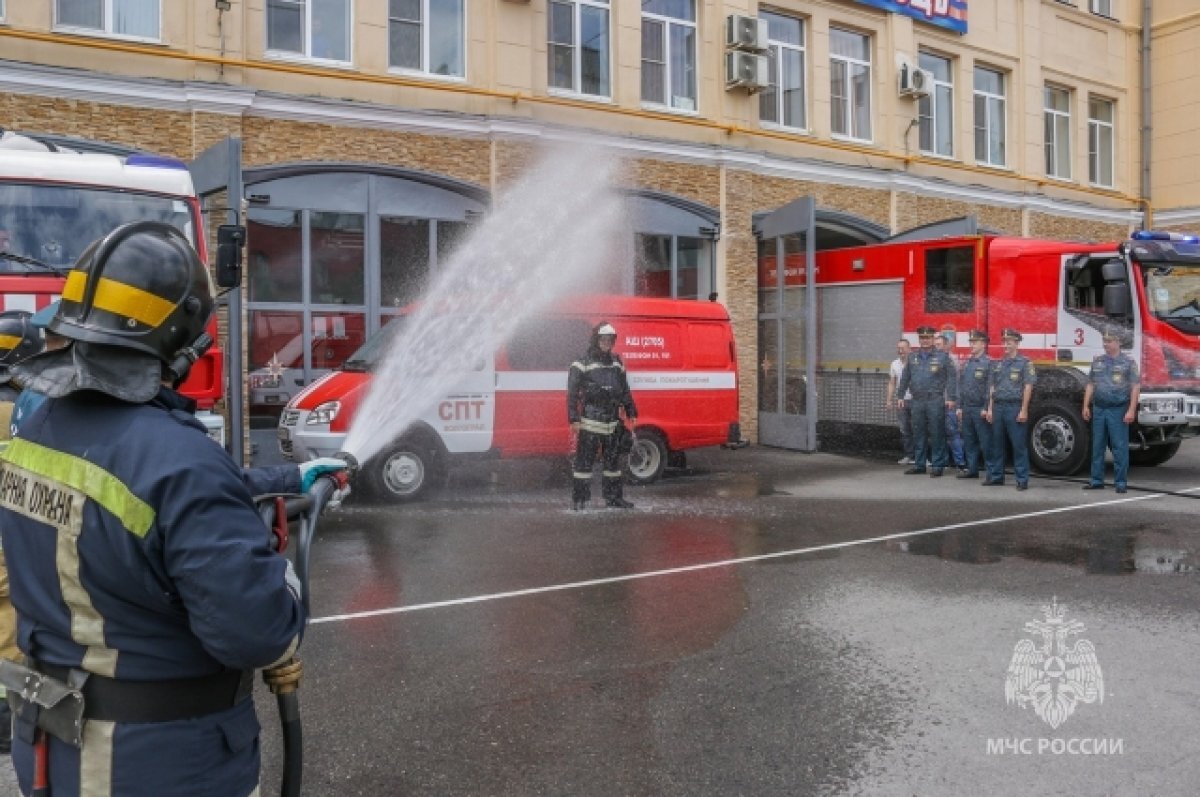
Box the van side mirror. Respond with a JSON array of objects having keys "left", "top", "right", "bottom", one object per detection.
[{"left": 215, "top": 224, "right": 246, "bottom": 288}]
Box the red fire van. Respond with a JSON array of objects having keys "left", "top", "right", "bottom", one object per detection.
[{"left": 278, "top": 295, "right": 742, "bottom": 501}]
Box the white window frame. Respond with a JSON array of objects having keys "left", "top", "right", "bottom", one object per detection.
[
  {"left": 1089, "top": 0, "right": 1113, "bottom": 17},
  {"left": 1088, "top": 96, "right": 1115, "bottom": 188},
  {"left": 829, "top": 28, "right": 872, "bottom": 143},
  {"left": 1044, "top": 85, "right": 1073, "bottom": 181},
  {"left": 54, "top": 0, "right": 161, "bottom": 43},
  {"left": 388, "top": 0, "right": 466, "bottom": 79},
  {"left": 548, "top": 0, "right": 611, "bottom": 99},
  {"left": 640, "top": 0, "right": 698, "bottom": 113},
  {"left": 918, "top": 51, "right": 954, "bottom": 158},
  {"left": 266, "top": 0, "right": 354, "bottom": 66},
  {"left": 759, "top": 11, "right": 807, "bottom": 132},
  {"left": 0, "top": 1, "right": 6, "bottom": 22},
  {"left": 973, "top": 66, "right": 1007, "bottom": 168}
]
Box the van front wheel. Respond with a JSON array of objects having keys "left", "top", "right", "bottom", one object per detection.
[
  {"left": 366, "top": 440, "right": 441, "bottom": 502},
  {"left": 627, "top": 430, "right": 668, "bottom": 485}
]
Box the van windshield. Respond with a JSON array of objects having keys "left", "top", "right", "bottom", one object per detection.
[{"left": 343, "top": 321, "right": 405, "bottom": 372}]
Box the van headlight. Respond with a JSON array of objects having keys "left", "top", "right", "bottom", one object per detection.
[{"left": 306, "top": 401, "right": 340, "bottom": 425}]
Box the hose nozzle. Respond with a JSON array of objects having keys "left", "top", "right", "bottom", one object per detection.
[{"left": 333, "top": 451, "right": 359, "bottom": 479}]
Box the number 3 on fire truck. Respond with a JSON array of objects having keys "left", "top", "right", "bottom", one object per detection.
[{"left": 1074, "top": 328, "right": 1085, "bottom": 346}]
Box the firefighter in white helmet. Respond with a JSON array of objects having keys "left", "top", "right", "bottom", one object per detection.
[{"left": 567, "top": 321, "right": 638, "bottom": 509}]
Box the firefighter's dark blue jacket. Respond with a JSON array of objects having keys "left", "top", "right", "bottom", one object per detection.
[{"left": 0, "top": 386, "right": 306, "bottom": 681}]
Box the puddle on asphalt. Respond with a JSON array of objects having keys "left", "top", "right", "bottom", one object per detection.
[{"left": 891, "top": 528, "right": 1197, "bottom": 574}]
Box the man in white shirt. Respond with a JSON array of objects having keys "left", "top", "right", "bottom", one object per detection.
[{"left": 886, "top": 338, "right": 914, "bottom": 464}]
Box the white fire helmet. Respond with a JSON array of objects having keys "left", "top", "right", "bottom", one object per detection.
[{"left": 596, "top": 323, "right": 617, "bottom": 337}]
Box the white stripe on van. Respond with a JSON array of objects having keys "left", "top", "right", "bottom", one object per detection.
[{"left": 496, "top": 371, "right": 736, "bottom": 392}]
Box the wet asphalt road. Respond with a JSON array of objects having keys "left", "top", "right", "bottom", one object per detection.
[
  {"left": 264, "top": 444, "right": 1199, "bottom": 797},
  {"left": 4, "top": 443, "right": 1200, "bottom": 796}
]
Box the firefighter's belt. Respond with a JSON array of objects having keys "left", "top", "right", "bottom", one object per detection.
[
  {"left": 0, "top": 659, "right": 85, "bottom": 747},
  {"left": 29, "top": 661, "right": 252, "bottom": 725}
]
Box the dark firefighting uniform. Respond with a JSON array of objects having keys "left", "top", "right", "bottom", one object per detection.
[
  {"left": 0, "top": 387, "right": 306, "bottom": 797},
  {"left": 567, "top": 345, "right": 638, "bottom": 504}
]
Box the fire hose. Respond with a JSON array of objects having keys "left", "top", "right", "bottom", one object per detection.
[{"left": 256, "top": 452, "right": 358, "bottom": 797}]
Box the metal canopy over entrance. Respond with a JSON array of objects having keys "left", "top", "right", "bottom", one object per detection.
[{"left": 756, "top": 197, "right": 817, "bottom": 451}]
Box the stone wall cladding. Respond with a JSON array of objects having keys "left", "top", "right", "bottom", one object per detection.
[
  {"left": 1028, "top": 213, "right": 1132, "bottom": 243},
  {"left": 240, "top": 117, "right": 490, "bottom": 187},
  {"left": 1, "top": 93, "right": 194, "bottom": 158},
  {"left": 895, "top": 194, "right": 1023, "bottom": 236},
  {"left": 626, "top": 158, "right": 721, "bottom": 206}
]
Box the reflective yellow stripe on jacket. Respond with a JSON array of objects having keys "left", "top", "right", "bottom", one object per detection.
[{"left": 0, "top": 438, "right": 156, "bottom": 677}]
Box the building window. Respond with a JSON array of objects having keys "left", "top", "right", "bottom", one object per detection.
[
  {"left": 924, "top": 246, "right": 975, "bottom": 314},
  {"left": 389, "top": 0, "right": 465, "bottom": 77},
  {"left": 973, "top": 66, "right": 1006, "bottom": 167},
  {"left": 267, "top": 0, "right": 351, "bottom": 63},
  {"left": 641, "top": 0, "right": 697, "bottom": 112},
  {"left": 548, "top": 0, "right": 610, "bottom": 97},
  {"left": 1044, "top": 85, "right": 1072, "bottom": 180},
  {"left": 1088, "top": 97, "right": 1115, "bottom": 188},
  {"left": 830, "top": 28, "right": 871, "bottom": 141},
  {"left": 56, "top": 0, "right": 159, "bottom": 40},
  {"left": 758, "top": 12, "right": 806, "bottom": 130},
  {"left": 918, "top": 52, "right": 954, "bottom": 157},
  {"left": 635, "top": 234, "right": 713, "bottom": 300},
  {"left": 1089, "top": 0, "right": 1113, "bottom": 16}
]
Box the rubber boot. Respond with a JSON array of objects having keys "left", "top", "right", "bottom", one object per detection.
[
  {"left": 572, "top": 480, "right": 590, "bottom": 511},
  {"left": 603, "top": 477, "right": 633, "bottom": 509}
]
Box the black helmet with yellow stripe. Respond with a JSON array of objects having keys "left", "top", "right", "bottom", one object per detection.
[
  {"left": 0, "top": 310, "right": 44, "bottom": 381},
  {"left": 49, "top": 221, "right": 213, "bottom": 364}
]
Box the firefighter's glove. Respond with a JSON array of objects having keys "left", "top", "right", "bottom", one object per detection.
[{"left": 298, "top": 457, "right": 350, "bottom": 492}]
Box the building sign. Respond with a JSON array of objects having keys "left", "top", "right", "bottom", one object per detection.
[{"left": 853, "top": 0, "right": 968, "bottom": 34}]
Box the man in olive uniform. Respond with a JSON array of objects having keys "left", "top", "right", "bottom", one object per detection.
[
  {"left": 985, "top": 328, "right": 1037, "bottom": 490},
  {"left": 897, "top": 325, "right": 958, "bottom": 477},
  {"left": 1082, "top": 327, "right": 1140, "bottom": 493},
  {"left": 956, "top": 329, "right": 993, "bottom": 480}
]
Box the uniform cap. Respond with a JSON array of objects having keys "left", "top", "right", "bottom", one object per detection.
[
  {"left": 969, "top": 329, "right": 989, "bottom": 342},
  {"left": 1101, "top": 327, "right": 1122, "bottom": 341},
  {"left": 916, "top": 325, "right": 936, "bottom": 337},
  {"left": 1001, "top": 328, "right": 1022, "bottom": 341}
]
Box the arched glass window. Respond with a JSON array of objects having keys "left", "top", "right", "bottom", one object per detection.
[
  {"left": 627, "top": 191, "right": 718, "bottom": 300},
  {"left": 243, "top": 165, "right": 486, "bottom": 416}
]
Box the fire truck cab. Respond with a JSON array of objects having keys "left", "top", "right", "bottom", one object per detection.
[
  {"left": 814, "top": 231, "right": 1200, "bottom": 474},
  {"left": 0, "top": 130, "right": 225, "bottom": 442}
]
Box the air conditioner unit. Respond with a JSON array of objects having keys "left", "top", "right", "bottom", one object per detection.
[
  {"left": 726, "top": 14, "right": 768, "bottom": 52},
  {"left": 898, "top": 65, "right": 934, "bottom": 99},
  {"left": 726, "top": 50, "right": 770, "bottom": 93}
]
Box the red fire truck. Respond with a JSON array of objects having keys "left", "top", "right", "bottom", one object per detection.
[
  {"left": 783, "top": 230, "right": 1200, "bottom": 474},
  {"left": 0, "top": 131, "right": 225, "bottom": 441}
]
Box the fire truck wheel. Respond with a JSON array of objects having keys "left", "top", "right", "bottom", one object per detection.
[
  {"left": 366, "top": 440, "right": 442, "bottom": 502},
  {"left": 627, "top": 430, "right": 668, "bottom": 485},
  {"left": 1028, "top": 401, "right": 1089, "bottom": 476},
  {"left": 1129, "top": 439, "right": 1181, "bottom": 467}
]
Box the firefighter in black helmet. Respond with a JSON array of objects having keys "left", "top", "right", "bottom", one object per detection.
[
  {"left": 0, "top": 221, "right": 312, "bottom": 797},
  {"left": 567, "top": 321, "right": 638, "bottom": 510},
  {"left": 0, "top": 308, "right": 44, "bottom": 757},
  {"left": 0, "top": 310, "right": 44, "bottom": 402}
]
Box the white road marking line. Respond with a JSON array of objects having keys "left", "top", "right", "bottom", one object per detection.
[{"left": 310, "top": 487, "right": 1200, "bottom": 625}]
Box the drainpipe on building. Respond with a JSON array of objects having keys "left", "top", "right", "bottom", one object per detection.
[{"left": 1141, "top": 0, "right": 1152, "bottom": 228}]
